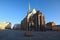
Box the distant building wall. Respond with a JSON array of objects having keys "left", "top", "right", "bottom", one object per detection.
[
  {"left": 52, "top": 25, "right": 60, "bottom": 31},
  {"left": 46, "top": 22, "right": 60, "bottom": 31},
  {"left": 0, "top": 22, "right": 11, "bottom": 30},
  {"left": 13, "top": 24, "right": 21, "bottom": 30},
  {"left": 46, "top": 22, "right": 55, "bottom": 30}
]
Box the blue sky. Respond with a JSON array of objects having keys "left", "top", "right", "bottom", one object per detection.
[{"left": 0, "top": 0, "right": 60, "bottom": 26}]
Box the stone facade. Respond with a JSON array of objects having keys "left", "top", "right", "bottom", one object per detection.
[
  {"left": 13, "top": 24, "right": 21, "bottom": 30},
  {"left": 20, "top": 4, "right": 46, "bottom": 31},
  {"left": 46, "top": 22, "right": 55, "bottom": 30},
  {"left": 46, "top": 22, "right": 60, "bottom": 31},
  {"left": 21, "top": 10, "right": 45, "bottom": 31},
  {"left": 52, "top": 25, "right": 60, "bottom": 31},
  {"left": 0, "top": 22, "right": 11, "bottom": 30}
]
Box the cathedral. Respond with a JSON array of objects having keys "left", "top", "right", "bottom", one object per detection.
[{"left": 21, "top": 4, "right": 45, "bottom": 31}]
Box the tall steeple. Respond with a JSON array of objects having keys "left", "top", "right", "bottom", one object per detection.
[{"left": 28, "top": 3, "right": 30, "bottom": 14}]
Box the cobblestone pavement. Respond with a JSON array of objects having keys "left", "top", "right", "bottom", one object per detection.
[{"left": 0, "top": 30, "right": 60, "bottom": 40}]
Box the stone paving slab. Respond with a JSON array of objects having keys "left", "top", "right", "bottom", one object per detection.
[{"left": 0, "top": 30, "right": 60, "bottom": 40}]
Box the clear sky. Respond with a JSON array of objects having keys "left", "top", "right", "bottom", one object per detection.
[{"left": 0, "top": 0, "right": 60, "bottom": 27}]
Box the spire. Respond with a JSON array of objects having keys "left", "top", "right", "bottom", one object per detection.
[
  {"left": 28, "top": 3, "right": 30, "bottom": 11},
  {"left": 28, "top": 3, "right": 30, "bottom": 14}
]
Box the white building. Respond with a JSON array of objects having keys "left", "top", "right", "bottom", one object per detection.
[
  {"left": 13, "top": 24, "right": 21, "bottom": 30},
  {"left": 0, "top": 22, "right": 11, "bottom": 30}
]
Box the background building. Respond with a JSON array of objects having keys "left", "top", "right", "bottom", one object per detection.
[
  {"left": 52, "top": 25, "right": 60, "bottom": 31},
  {"left": 46, "top": 22, "right": 55, "bottom": 30},
  {"left": 13, "top": 24, "right": 21, "bottom": 30},
  {"left": 46, "top": 22, "right": 60, "bottom": 31},
  {"left": 0, "top": 22, "right": 11, "bottom": 30}
]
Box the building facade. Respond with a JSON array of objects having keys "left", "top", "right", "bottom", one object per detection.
[
  {"left": 21, "top": 4, "right": 45, "bottom": 31},
  {"left": 13, "top": 24, "right": 21, "bottom": 30},
  {"left": 46, "top": 22, "right": 55, "bottom": 30},
  {"left": 46, "top": 22, "right": 60, "bottom": 31},
  {"left": 0, "top": 22, "right": 11, "bottom": 30}
]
